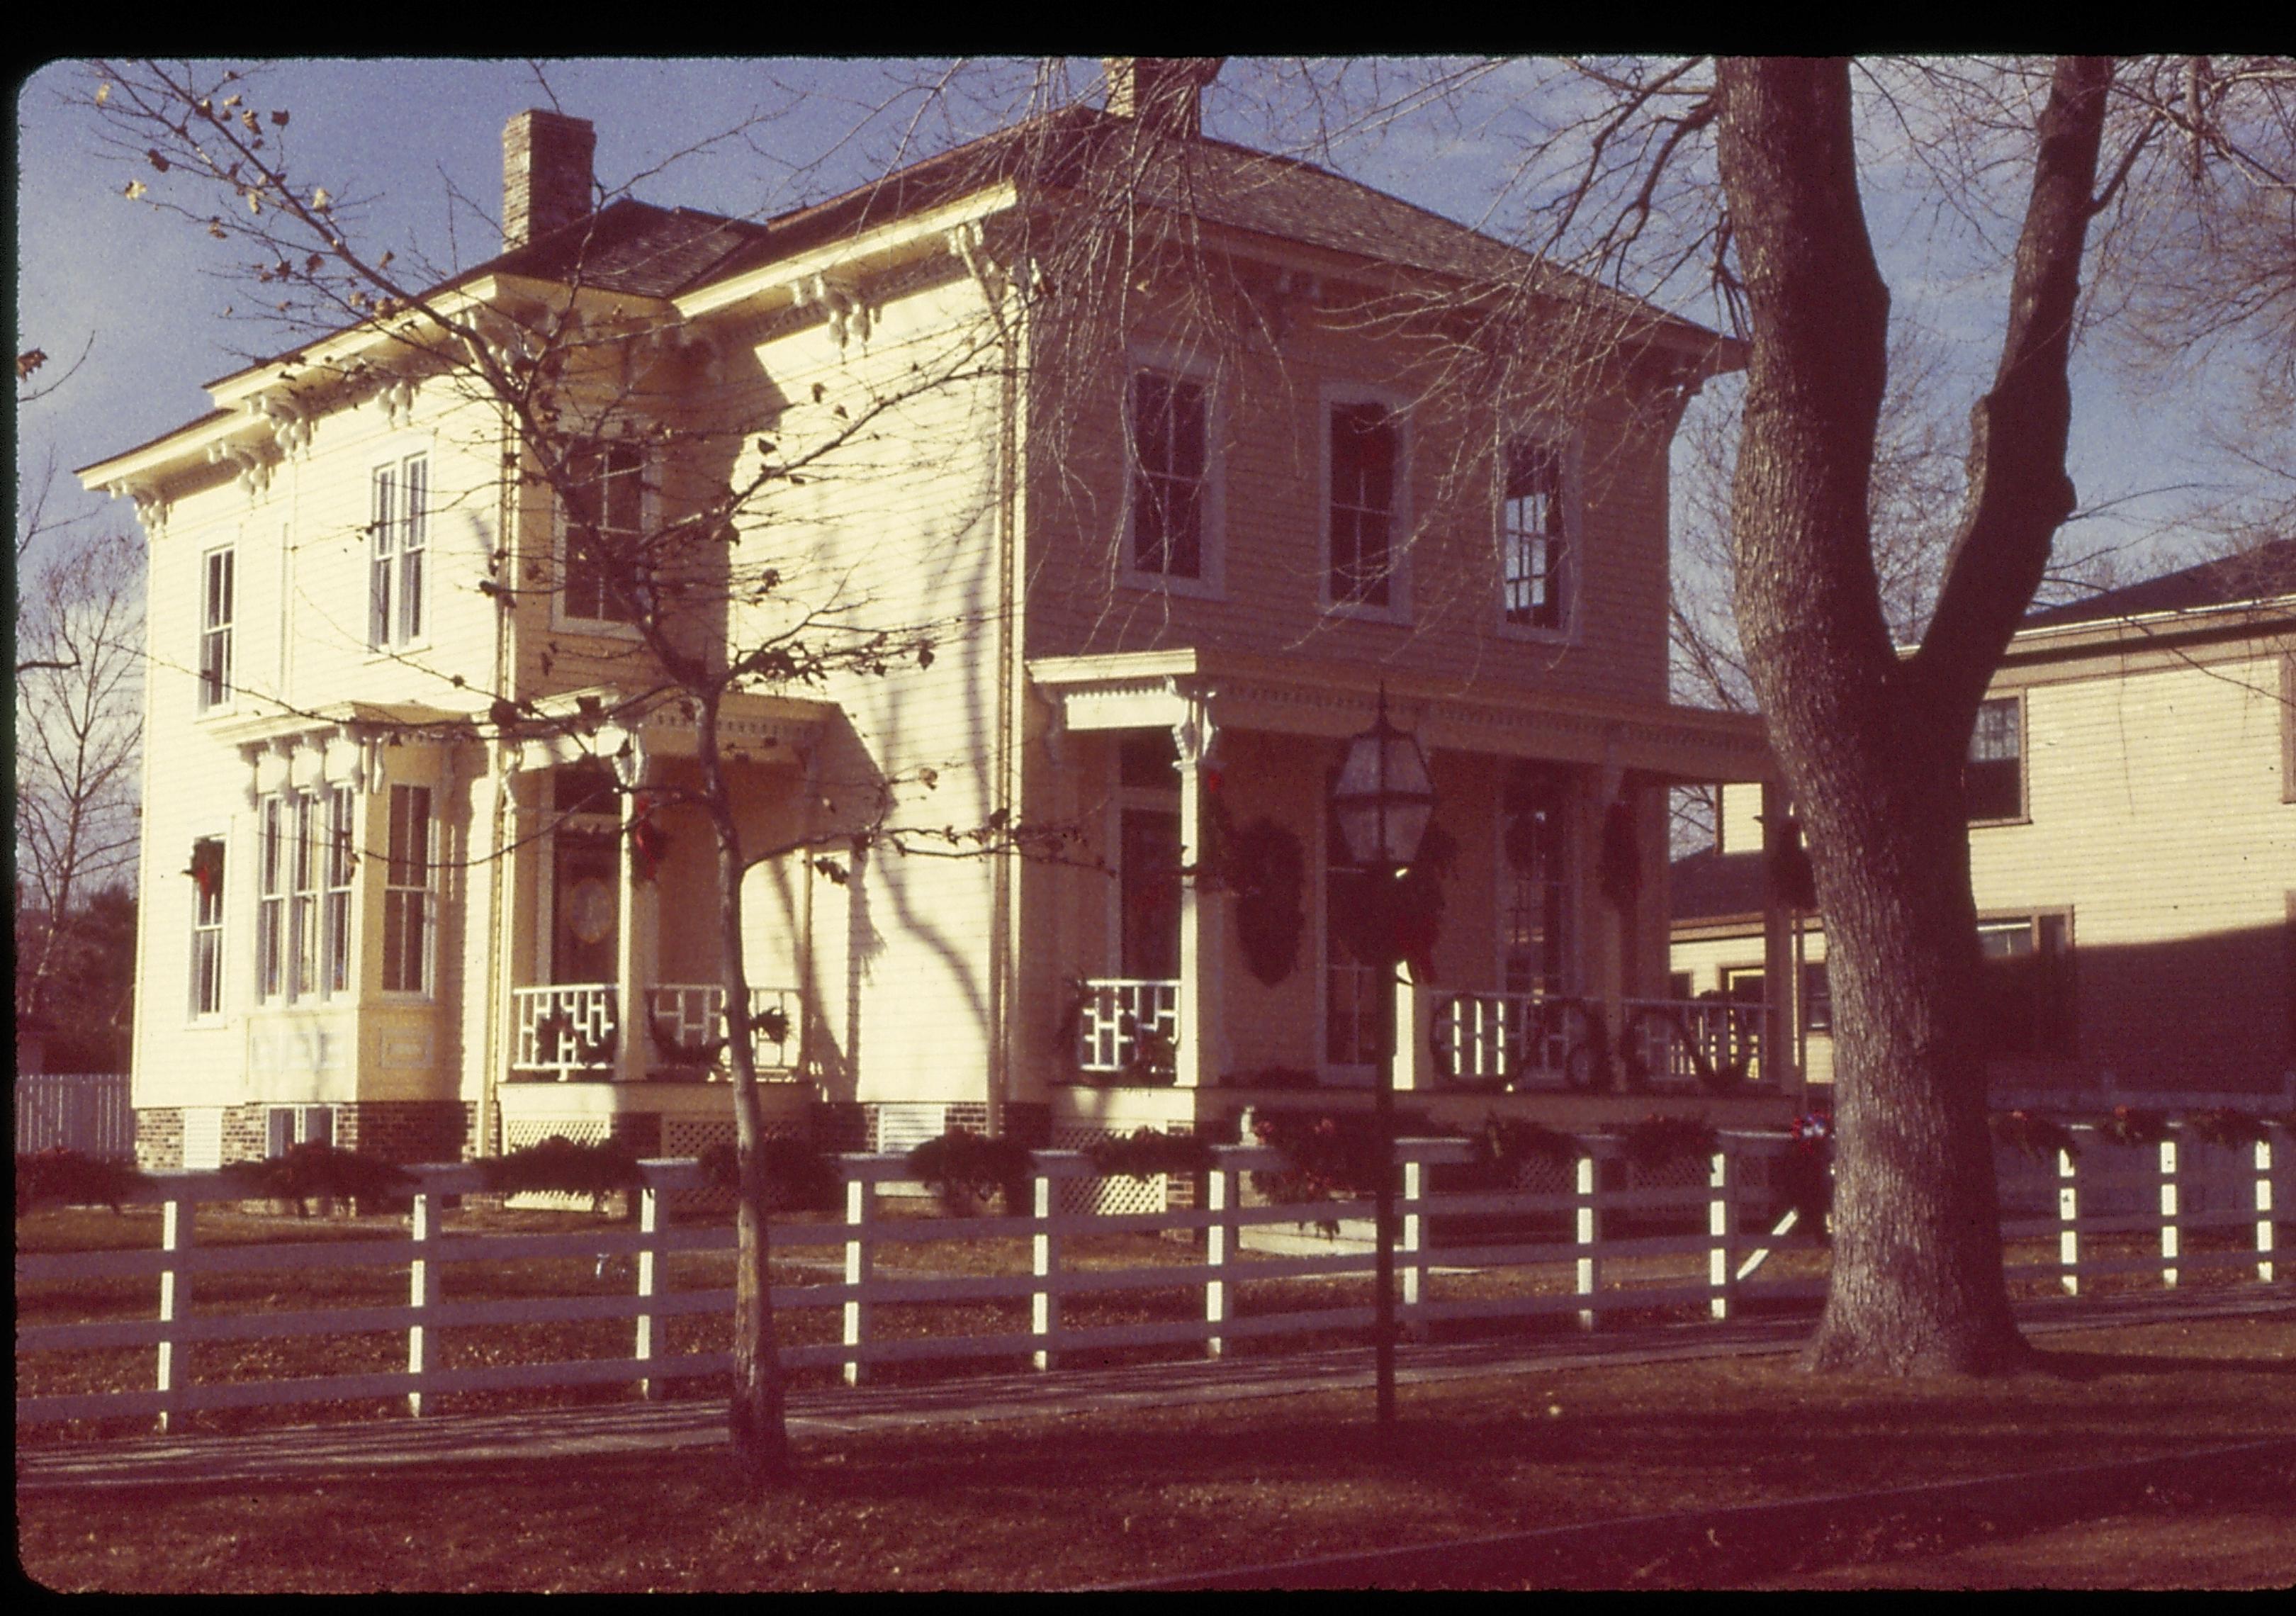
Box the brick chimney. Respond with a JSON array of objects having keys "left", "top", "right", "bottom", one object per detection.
[
  {"left": 502, "top": 109, "right": 596, "bottom": 249},
  {"left": 1103, "top": 58, "right": 1222, "bottom": 138}
]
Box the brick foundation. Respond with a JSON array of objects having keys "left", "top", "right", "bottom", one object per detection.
[{"left": 133, "top": 1108, "right": 185, "bottom": 1172}]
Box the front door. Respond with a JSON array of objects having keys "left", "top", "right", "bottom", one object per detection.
[{"left": 553, "top": 831, "right": 620, "bottom": 984}]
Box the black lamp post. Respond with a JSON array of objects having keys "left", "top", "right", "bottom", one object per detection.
[{"left": 1330, "top": 686, "right": 1434, "bottom": 1431}]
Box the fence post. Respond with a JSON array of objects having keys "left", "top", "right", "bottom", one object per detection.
[
  {"left": 1575, "top": 1151, "right": 1602, "bottom": 1331},
  {"left": 634, "top": 1179, "right": 661, "bottom": 1400},
  {"left": 1401, "top": 1154, "right": 1426, "bottom": 1330},
  {"left": 2057, "top": 1147, "right": 2080, "bottom": 1297},
  {"left": 407, "top": 1189, "right": 440, "bottom": 1417},
  {"left": 2256, "top": 1136, "right": 2277, "bottom": 1286},
  {"left": 1031, "top": 1160, "right": 1059, "bottom": 1373},
  {"left": 842, "top": 1169, "right": 872, "bottom": 1387},
  {"left": 1707, "top": 1149, "right": 1733, "bottom": 1321},
  {"left": 156, "top": 1194, "right": 193, "bottom": 1434},
  {"left": 1205, "top": 1155, "right": 1233, "bottom": 1359},
  {"left": 2159, "top": 1136, "right": 2180, "bottom": 1289}
]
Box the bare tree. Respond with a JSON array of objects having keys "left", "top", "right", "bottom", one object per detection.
[
  {"left": 15, "top": 530, "right": 145, "bottom": 1024},
  {"left": 85, "top": 57, "right": 1105, "bottom": 1487},
  {"left": 1383, "top": 54, "right": 2295, "bottom": 1374}
]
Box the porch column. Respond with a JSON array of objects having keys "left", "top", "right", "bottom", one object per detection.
[
  {"left": 1174, "top": 697, "right": 1227, "bottom": 1092},
  {"left": 1760, "top": 779, "right": 1796, "bottom": 1096},
  {"left": 615, "top": 795, "right": 660, "bottom": 1087}
]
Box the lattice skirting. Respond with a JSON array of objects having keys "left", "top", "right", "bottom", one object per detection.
[{"left": 1047, "top": 1123, "right": 1196, "bottom": 1217}]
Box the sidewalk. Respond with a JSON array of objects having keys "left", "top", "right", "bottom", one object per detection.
[{"left": 18, "top": 1286, "right": 2290, "bottom": 1493}]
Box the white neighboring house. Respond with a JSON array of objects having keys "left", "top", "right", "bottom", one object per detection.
[
  {"left": 87, "top": 67, "right": 1801, "bottom": 1176},
  {"left": 1672, "top": 541, "right": 2296, "bottom": 1103}
]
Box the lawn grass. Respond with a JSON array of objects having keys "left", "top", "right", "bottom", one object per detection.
[{"left": 18, "top": 1313, "right": 2295, "bottom": 1591}]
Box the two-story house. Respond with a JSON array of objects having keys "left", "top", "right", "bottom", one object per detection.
[
  {"left": 1672, "top": 539, "right": 2296, "bottom": 1101},
  {"left": 86, "top": 62, "right": 1794, "bottom": 1175}
]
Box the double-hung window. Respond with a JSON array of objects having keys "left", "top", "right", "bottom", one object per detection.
[
  {"left": 258, "top": 797, "right": 286, "bottom": 1001},
  {"left": 562, "top": 442, "right": 645, "bottom": 624},
  {"left": 1966, "top": 696, "right": 2023, "bottom": 822},
  {"left": 199, "top": 547, "right": 235, "bottom": 710},
  {"left": 1502, "top": 438, "right": 1569, "bottom": 632},
  {"left": 259, "top": 785, "right": 357, "bottom": 1004},
  {"left": 189, "top": 837, "right": 225, "bottom": 1016},
  {"left": 1328, "top": 401, "right": 1400, "bottom": 610},
  {"left": 1128, "top": 371, "right": 1208, "bottom": 582},
  {"left": 369, "top": 454, "right": 429, "bottom": 650},
  {"left": 383, "top": 784, "right": 434, "bottom": 994}
]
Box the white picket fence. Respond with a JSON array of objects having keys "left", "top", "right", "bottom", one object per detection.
[
  {"left": 16, "top": 1073, "right": 135, "bottom": 1160},
  {"left": 16, "top": 1129, "right": 2286, "bottom": 1432}
]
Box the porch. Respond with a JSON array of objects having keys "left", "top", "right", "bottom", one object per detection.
[
  {"left": 1030, "top": 648, "right": 1796, "bottom": 1133},
  {"left": 1069, "top": 976, "right": 1778, "bottom": 1101},
  {"left": 496, "top": 687, "right": 829, "bottom": 1096},
  {"left": 509, "top": 982, "right": 805, "bottom": 1083}
]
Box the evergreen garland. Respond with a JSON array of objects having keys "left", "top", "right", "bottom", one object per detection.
[
  {"left": 1991, "top": 1109, "right": 2082, "bottom": 1162},
  {"left": 1084, "top": 1128, "right": 1216, "bottom": 1183},
  {"left": 1613, "top": 1114, "right": 1721, "bottom": 1173},
  {"left": 2097, "top": 1106, "right": 2171, "bottom": 1149},
  {"left": 478, "top": 1135, "right": 646, "bottom": 1208},
  {"left": 2182, "top": 1108, "right": 2273, "bottom": 1149}
]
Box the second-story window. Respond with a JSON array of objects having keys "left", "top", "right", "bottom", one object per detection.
[
  {"left": 199, "top": 546, "right": 234, "bottom": 710},
  {"left": 1502, "top": 438, "right": 1569, "bottom": 632},
  {"left": 1329, "top": 402, "right": 1400, "bottom": 609},
  {"left": 563, "top": 442, "right": 645, "bottom": 624},
  {"left": 369, "top": 454, "right": 429, "bottom": 650},
  {"left": 1129, "top": 371, "right": 1207, "bottom": 580},
  {"left": 1966, "top": 696, "right": 2023, "bottom": 822},
  {"left": 383, "top": 784, "right": 433, "bottom": 994}
]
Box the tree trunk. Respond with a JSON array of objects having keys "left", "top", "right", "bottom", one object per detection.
[
  {"left": 1715, "top": 57, "right": 2112, "bottom": 1374},
  {"left": 700, "top": 702, "right": 792, "bottom": 1489}
]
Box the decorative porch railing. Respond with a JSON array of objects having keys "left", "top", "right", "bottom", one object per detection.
[
  {"left": 511, "top": 984, "right": 803, "bottom": 1080},
  {"left": 644, "top": 984, "right": 801, "bottom": 1074},
  {"left": 512, "top": 985, "right": 619, "bottom": 1079},
  {"left": 1074, "top": 978, "right": 1180, "bottom": 1079},
  {"left": 1432, "top": 992, "right": 1771, "bottom": 1093},
  {"left": 1621, "top": 996, "right": 1769, "bottom": 1091}
]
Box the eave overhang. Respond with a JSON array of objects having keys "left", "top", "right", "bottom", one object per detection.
[{"left": 1028, "top": 647, "right": 1774, "bottom": 784}]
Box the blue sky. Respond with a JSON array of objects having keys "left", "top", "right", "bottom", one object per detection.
[{"left": 14, "top": 57, "right": 2249, "bottom": 581}]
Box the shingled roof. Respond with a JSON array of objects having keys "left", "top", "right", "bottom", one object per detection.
[
  {"left": 484, "top": 101, "right": 1726, "bottom": 351},
  {"left": 2021, "top": 539, "right": 2296, "bottom": 630}
]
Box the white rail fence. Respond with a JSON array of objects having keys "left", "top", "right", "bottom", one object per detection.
[
  {"left": 18, "top": 1130, "right": 2285, "bottom": 1431},
  {"left": 16, "top": 1074, "right": 135, "bottom": 1160}
]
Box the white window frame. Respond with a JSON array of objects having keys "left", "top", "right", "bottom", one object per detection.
[
  {"left": 381, "top": 782, "right": 435, "bottom": 997},
  {"left": 1121, "top": 352, "right": 1225, "bottom": 598},
  {"left": 188, "top": 834, "right": 227, "bottom": 1022},
  {"left": 198, "top": 544, "right": 235, "bottom": 713},
  {"left": 258, "top": 785, "right": 357, "bottom": 1006},
  {"left": 1496, "top": 428, "right": 1582, "bottom": 642},
  {"left": 553, "top": 439, "right": 650, "bottom": 634},
  {"left": 368, "top": 451, "right": 430, "bottom": 653},
  {"left": 1319, "top": 385, "right": 1412, "bottom": 622}
]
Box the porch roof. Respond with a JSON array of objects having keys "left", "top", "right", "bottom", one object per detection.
[
  {"left": 1026, "top": 648, "right": 1774, "bottom": 784},
  {"left": 510, "top": 686, "right": 835, "bottom": 775}
]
